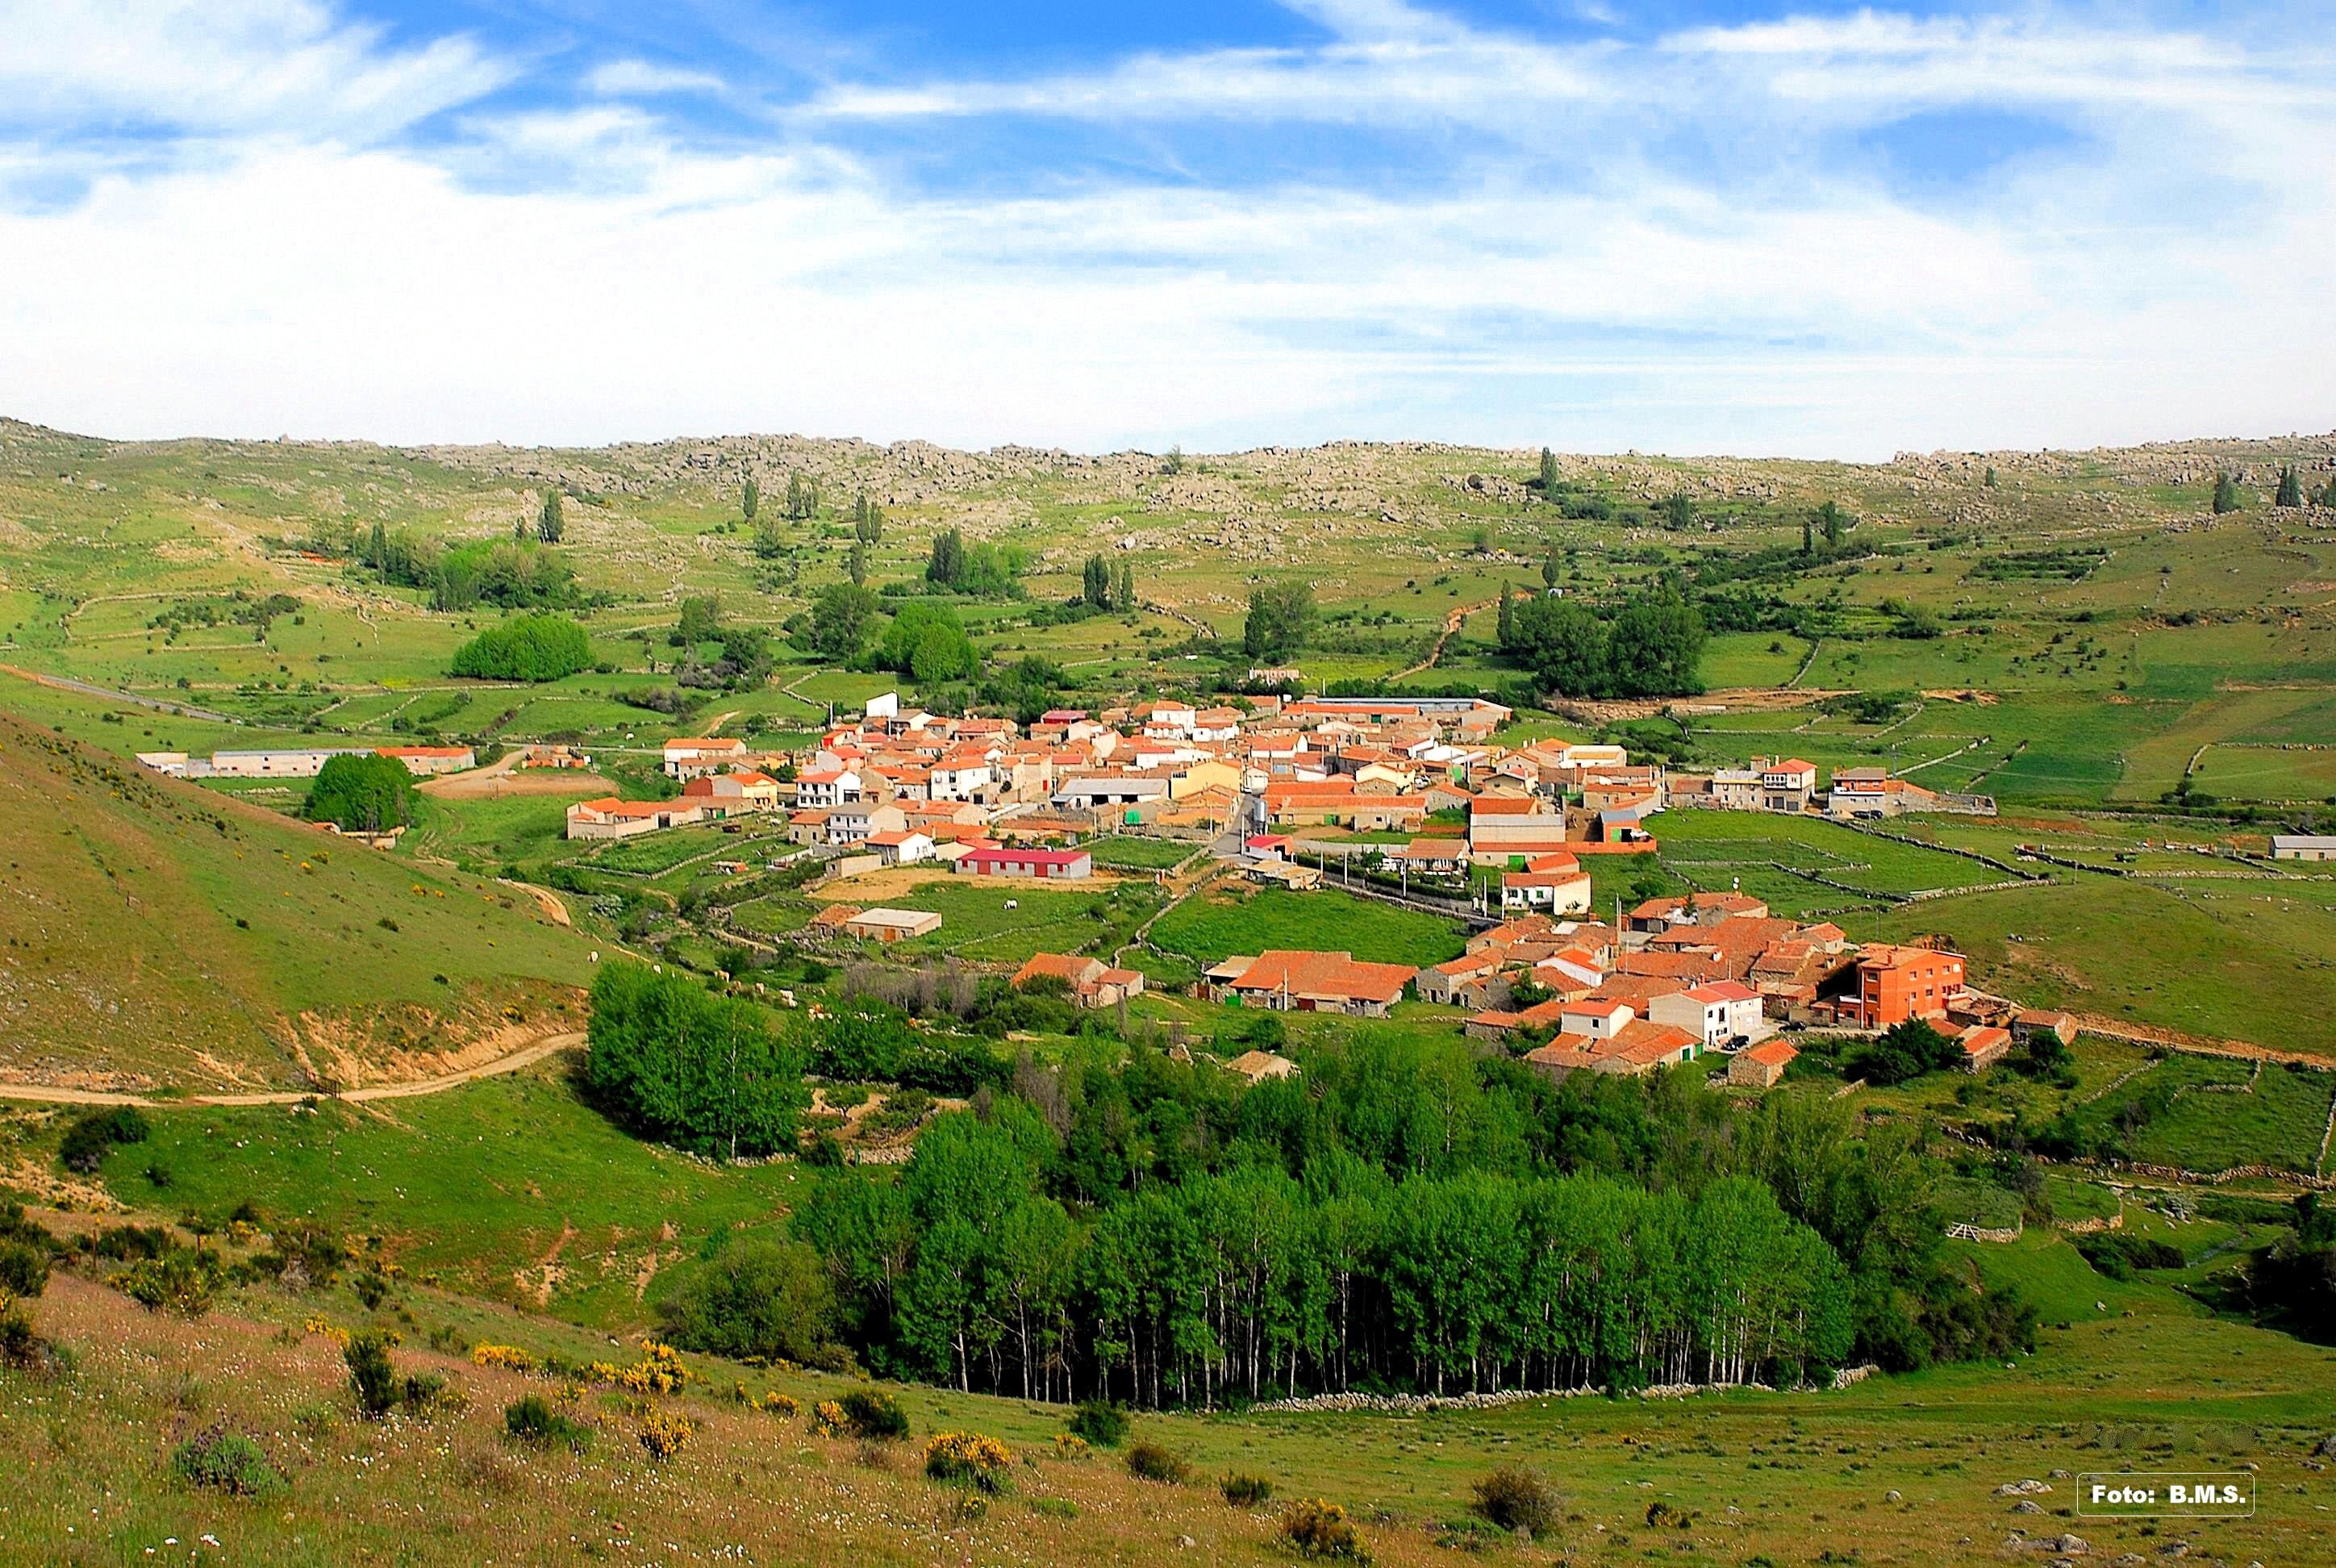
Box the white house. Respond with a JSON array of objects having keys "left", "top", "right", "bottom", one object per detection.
[
  {"left": 662, "top": 737, "right": 747, "bottom": 778},
  {"left": 795, "top": 768, "right": 863, "bottom": 809},
  {"left": 864, "top": 829, "right": 936, "bottom": 866},
  {"left": 1648, "top": 982, "right": 1770, "bottom": 1052}
]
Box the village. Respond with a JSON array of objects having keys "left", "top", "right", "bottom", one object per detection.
[
  {"left": 483, "top": 688, "right": 2056, "bottom": 1088},
  {"left": 126, "top": 686, "right": 2059, "bottom": 1086}
]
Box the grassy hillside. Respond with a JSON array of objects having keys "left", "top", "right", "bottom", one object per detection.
[
  {"left": 0, "top": 709, "right": 594, "bottom": 1091},
  {"left": 6, "top": 1250, "right": 2330, "bottom": 1566}
]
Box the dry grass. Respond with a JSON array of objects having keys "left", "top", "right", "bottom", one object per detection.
[{"left": 6, "top": 1270, "right": 2335, "bottom": 1566}]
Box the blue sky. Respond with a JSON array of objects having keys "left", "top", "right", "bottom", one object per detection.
[{"left": 1, "top": 1, "right": 2330, "bottom": 457}]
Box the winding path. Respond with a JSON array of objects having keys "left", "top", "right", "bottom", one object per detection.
[
  {"left": 1393, "top": 596, "right": 1499, "bottom": 680},
  {"left": 0, "top": 1032, "right": 585, "bottom": 1109}
]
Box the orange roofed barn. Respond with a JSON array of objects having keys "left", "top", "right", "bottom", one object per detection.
[{"left": 1206, "top": 950, "right": 1417, "bottom": 1017}]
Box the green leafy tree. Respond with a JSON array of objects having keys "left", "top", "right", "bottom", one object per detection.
[
  {"left": 1983, "top": 465, "right": 1997, "bottom": 487},
  {"left": 785, "top": 470, "right": 820, "bottom": 521},
  {"left": 1537, "top": 448, "right": 1558, "bottom": 491},
  {"left": 1242, "top": 581, "right": 1316, "bottom": 660},
  {"left": 1658, "top": 492, "right": 1696, "bottom": 531},
  {"left": 585, "top": 961, "right": 806, "bottom": 1160},
  {"left": 848, "top": 540, "right": 870, "bottom": 586},
  {"left": 1802, "top": 514, "right": 1815, "bottom": 555},
  {"left": 1541, "top": 549, "right": 1560, "bottom": 589},
  {"left": 2275, "top": 465, "right": 2304, "bottom": 508},
  {"left": 537, "top": 489, "right": 564, "bottom": 544},
  {"left": 2317, "top": 475, "right": 2336, "bottom": 509},
  {"left": 742, "top": 473, "right": 760, "bottom": 522},
  {"left": 1814, "top": 500, "right": 1848, "bottom": 547},
  {"left": 807, "top": 582, "right": 880, "bottom": 661},
  {"left": 1495, "top": 586, "right": 1515, "bottom": 646},
  {"left": 1163, "top": 446, "right": 1185, "bottom": 476},
  {"left": 853, "top": 492, "right": 885, "bottom": 543},
  {"left": 449, "top": 614, "right": 592, "bottom": 682},
  {"left": 674, "top": 594, "right": 723, "bottom": 648},
  {"left": 911, "top": 621, "right": 979, "bottom": 683},
  {"left": 657, "top": 1234, "right": 839, "bottom": 1364},
  {"left": 2211, "top": 470, "right": 2241, "bottom": 515},
  {"left": 926, "top": 528, "right": 966, "bottom": 588},
  {"left": 1113, "top": 561, "right": 1136, "bottom": 614},
  {"left": 305, "top": 754, "right": 417, "bottom": 834},
  {"left": 1082, "top": 553, "right": 1112, "bottom": 608},
  {"left": 1508, "top": 596, "right": 1608, "bottom": 695}
]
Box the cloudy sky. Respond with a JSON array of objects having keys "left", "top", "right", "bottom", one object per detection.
[{"left": 2, "top": 1, "right": 2330, "bottom": 457}]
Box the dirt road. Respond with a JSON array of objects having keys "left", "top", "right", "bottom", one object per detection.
[
  {"left": 0, "top": 1032, "right": 585, "bottom": 1109},
  {"left": 1393, "top": 598, "right": 1498, "bottom": 680}
]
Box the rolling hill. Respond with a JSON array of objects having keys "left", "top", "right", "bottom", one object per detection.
[{"left": 0, "top": 707, "right": 594, "bottom": 1092}]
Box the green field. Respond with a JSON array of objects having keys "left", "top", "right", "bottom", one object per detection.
[{"left": 1149, "top": 886, "right": 1470, "bottom": 967}]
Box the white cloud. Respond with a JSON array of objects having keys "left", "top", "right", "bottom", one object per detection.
[
  {"left": 0, "top": 0, "right": 510, "bottom": 140},
  {"left": 0, "top": 2, "right": 2330, "bottom": 457},
  {"left": 585, "top": 59, "right": 728, "bottom": 98}
]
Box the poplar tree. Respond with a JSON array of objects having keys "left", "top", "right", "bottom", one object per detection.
[{"left": 537, "top": 488, "right": 564, "bottom": 544}]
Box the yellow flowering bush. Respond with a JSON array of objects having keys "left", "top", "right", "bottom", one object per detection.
[
  {"left": 759, "top": 1391, "right": 801, "bottom": 1418},
  {"left": 581, "top": 1342, "right": 691, "bottom": 1395},
  {"left": 811, "top": 1399, "right": 847, "bottom": 1438},
  {"left": 302, "top": 1316, "right": 351, "bottom": 1347},
  {"left": 637, "top": 1407, "right": 693, "bottom": 1462},
  {"left": 1051, "top": 1434, "right": 1089, "bottom": 1461},
  {"left": 470, "top": 1342, "right": 534, "bottom": 1372},
  {"left": 922, "top": 1431, "right": 1015, "bottom": 1493}
]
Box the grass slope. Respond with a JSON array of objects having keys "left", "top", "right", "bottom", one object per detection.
[
  {"left": 0, "top": 710, "right": 594, "bottom": 1091},
  {"left": 6, "top": 1253, "right": 2333, "bottom": 1566}
]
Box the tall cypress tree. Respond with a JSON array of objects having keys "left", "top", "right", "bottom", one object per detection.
[
  {"left": 743, "top": 473, "right": 760, "bottom": 522},
  {"left": 537, "top": 489, "right": 564, "bottom": 544},
  {"left": 2274, "top": 465, "right": 2303, "bottom": 508}
]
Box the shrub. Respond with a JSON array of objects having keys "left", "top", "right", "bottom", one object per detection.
[
  {"left": 1050, "top": 1433, "right": 1090, "bottom": 1462},
  {"left": 1646, "top": 1499, "right": 1696, "bottom": 1529},
  {"left": 111, "top": 1247, "right": 221, "bottom": 1316},
  {"left": 400, "top": 1371, "right": 455, "bottom": 1416},
  {"left": 1124, "top": 1440, "right": 1191, "bottom": 1485},
  {"left": 345, "top": 1330, "right": 398, "bottom": 1417},
  {"left": 637, "top": 1407, "right": 693, "bottom": 1461},
  {"left": 1066, "top": 1399, "right": 1128, "bottom": 1448},
  {"left": 922, "top": 1431, "right": 1016, "bottom": 1493},
  {"left": 0, "top": 1307, "right": 38, "bottom": 1368},
  {"left": 305, "top": 753, "right": 417, "bottom": 834},
  {"left": 170, "top": 1426, "right": 286, "bottom": 1497},
  {"left": 812, "top": 1399, "right": 847, "bottom": 1437},
  {"left": 1220, "top": 1471, "right": 1275, "bottom": 1507},
  {"left": 1470, "top": 1464, "right": 1560, "bottom": 1537},
  {"left": 839, "top": 1388, "right": 909, "bottom": 1441},
  {"left": 60, "top": 1105, "right": 150, "bottom": 1174},
  {"left": 261, "top": 1219, "right": 349, "bottom": 1291},
  {"left": 757, "top": 1391, "right": 801, "bottom": 1417},
  {"left": 471, "top": 1342, "right": 535, "bottom": 1372},
  {"left": 655, "top": 1234, "right": 839, "bottom": 1364},
  {"left": 450, "top": 614, "right": 593, "bottom": 682},
  {"left": 0, "top": 1239, "right": 49, "bottom": 1302},
  {"left": 504, "top": 1395, "right": 592, "bottom": 1452},
  {"left": 1281, "top": 1498, "right": 1369, "bottom": 1561}
]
